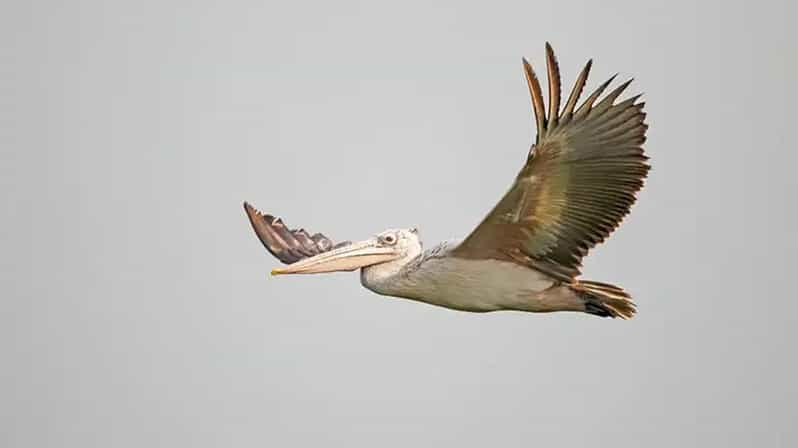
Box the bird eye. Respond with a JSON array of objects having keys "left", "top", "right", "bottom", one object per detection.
[{"left": 381, "top": 234, "right": 397, "bottom": 245}]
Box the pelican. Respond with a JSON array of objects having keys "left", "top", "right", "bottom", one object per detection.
[{"left": 244, "top": 44, "right": 649, "bottom": 319}]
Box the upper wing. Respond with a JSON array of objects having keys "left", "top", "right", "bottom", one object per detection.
[
  {"left": 243, "top": 202, "right": 350, "bottom": 264},
  {"left": 451, "top": 43, "right": 650, "bottom": 281}
]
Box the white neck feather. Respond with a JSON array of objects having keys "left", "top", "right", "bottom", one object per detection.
[{"left": 359, "top": 232, "right": 425, "bottom": 295}]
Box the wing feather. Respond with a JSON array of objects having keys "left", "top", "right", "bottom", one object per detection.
[
  {"left": 545, "top": 42, "right": 561, "bottom": 128},
  {"left": 452, "top": 44, "right": 650, "bottom": 281},
  {"left": 561, "top": 59, "right": 592, "bottom": 121},
  {"left": 523, "top": 57, "right": 547, "bottom": 141},
  {"left": 243, "top": 202, "right": 349, "bottom": 264}
]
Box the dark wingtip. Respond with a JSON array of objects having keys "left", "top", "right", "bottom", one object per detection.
[
  {"left": 243, "top": 201, "right": 262, "bottom": 221},
  {"left": 243, "top": 201, "right": 273, "bottom": 250},
  {"left": 243, "top": 202, "right": 265, "bottom": 234},
  {"left": 242, "top": 203, "right": 339, "bottom": 264},
  {"left": 244, "top": 201, "right": 264, "bottom": 217},
  {"left": 243, "top": 201, "right": 276, "bottom": 222}
]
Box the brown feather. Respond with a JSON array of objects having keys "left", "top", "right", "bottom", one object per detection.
[
  {"left": 561, "top": 59, "right": 592, "bottom": 121},
  {"left": 545, "top": 42, "right": 561, "bottom": 128},
  {"left": 243, "top": 202, "right": 346, "bottom": 264},
  {"left": 453, "top": 45, "right": 650, "bottom": 281},
  {"left": 523, "top": 57, "right": 546, "bottom": 140},
  {"left": 575, "top": 73, "right": 617, "bottom": 118}
]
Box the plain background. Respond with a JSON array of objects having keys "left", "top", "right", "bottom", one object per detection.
[{"left": 2, "top": 0, "right": 796, "bottom": 446}]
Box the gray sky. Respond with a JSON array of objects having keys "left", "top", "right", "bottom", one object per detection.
[{"left": 2, "top": 0, "right": 796, "bottom": 446}]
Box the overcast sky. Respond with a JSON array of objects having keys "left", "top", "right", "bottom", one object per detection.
[{"left": 2, "top": 0, "right": 796, "bottom": 446}]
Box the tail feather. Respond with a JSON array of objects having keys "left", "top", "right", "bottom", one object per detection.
[{"left": 572, "top": 280, "right": 636, "bottom": 319}]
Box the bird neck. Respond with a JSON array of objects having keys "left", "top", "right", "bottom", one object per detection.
[{"left": 359, "top": 253, "right": 420, "bottom": 296}]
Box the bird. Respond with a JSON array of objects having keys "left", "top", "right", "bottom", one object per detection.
[{"left": 244, "top": 43, "right": 649, "bottom": 319}]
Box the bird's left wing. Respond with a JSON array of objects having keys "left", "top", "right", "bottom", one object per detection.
[
  {"left": 451, "top": 44, "right": 650, "bottom": 281},
  {"left": 244, "top": 202, "right": 350, "bottom": 264}
]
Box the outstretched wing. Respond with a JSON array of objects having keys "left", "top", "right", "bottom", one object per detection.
[
  {"left": 243, "top": 202, "right": 350, "bottom": 264},
  {"left": 452, "top": 43, "right": 650, "bottom": 281}
]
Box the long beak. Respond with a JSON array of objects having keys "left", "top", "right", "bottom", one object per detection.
[{"left": 271, "top": 239, "right": 401, "bottom": 275}]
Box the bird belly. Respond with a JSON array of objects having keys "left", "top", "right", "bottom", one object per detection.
[{"left": 387, "top": 258, "right": 557, "bottom": 312}]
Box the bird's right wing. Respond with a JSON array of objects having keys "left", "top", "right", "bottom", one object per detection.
[
  {"left": 452, "top": 44, "right": 649, "bottom": 281},
  {"left": 244, "top": 202, "right": 350, "bottom": 264}
]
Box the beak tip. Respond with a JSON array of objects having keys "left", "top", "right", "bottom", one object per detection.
[{"left": 270, "top": 268, "right": 281, "bottom": 276}]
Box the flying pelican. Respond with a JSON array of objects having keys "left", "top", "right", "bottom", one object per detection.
[{"left": 244, "top": 44, "right": 649, "bottom": 319}]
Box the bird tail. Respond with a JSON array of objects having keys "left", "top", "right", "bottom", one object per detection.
[{"left": 571, "top": 280, "right": 636, "bottom": 319}]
